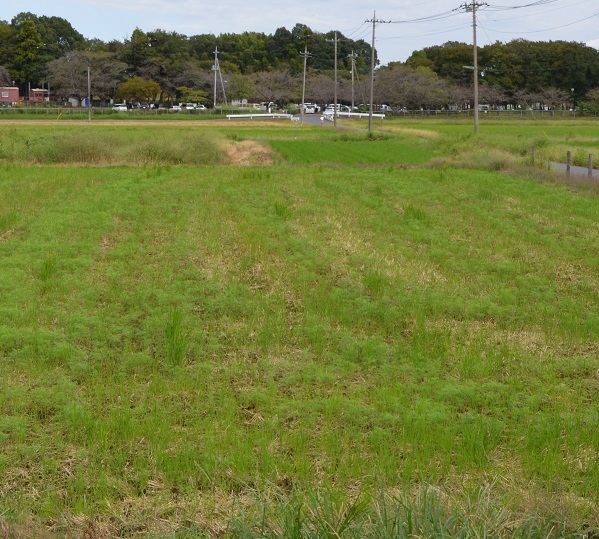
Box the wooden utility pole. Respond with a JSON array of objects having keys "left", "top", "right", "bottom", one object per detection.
[
  {"left": 326, "top": 32, "right": 339, "bottom": 127},
  {"left": 213, "top": 47, "right": 227, "bottom": 108},
  {"left": 300, "top": 46, "right": 311, "bottom": 125},
  {"left": 464, "top": 0, "right": 486, "bottom": 134},
  {"left": 366, "top": 13, "right": 389, "bottom": 132},
  {"left": 348, "top": 51, "right": 358, "bottom": 112}
]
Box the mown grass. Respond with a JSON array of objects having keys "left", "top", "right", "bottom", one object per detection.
[
  {"left": 269, "top": 132, "right": 434, "bottom": 166},
  {"left": 0, "top": 121, "right": 598, "bottom": 537}
]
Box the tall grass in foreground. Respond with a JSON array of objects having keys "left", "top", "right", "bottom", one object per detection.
[
  {"left": 223, "top": 485, "right": 590, "bottom": 539},
  {"left": 0, "top": 124, "right": 224, "bottom": 165}
]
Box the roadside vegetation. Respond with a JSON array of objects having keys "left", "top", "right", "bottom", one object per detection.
[{"left": 0, "top": 119, "right": 597, "bottom": 538}]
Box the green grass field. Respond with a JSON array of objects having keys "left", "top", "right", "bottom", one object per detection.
[{"left": 0, "top": 118, "right": 598, "bottom": 538}]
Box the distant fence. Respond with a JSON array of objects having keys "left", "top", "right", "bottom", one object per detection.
[
  {"left": 387, "top": 109, "right": 598, "bottom": 118},
  {"left": 1, "top": 107, "right": 598, "bottom": 119}
]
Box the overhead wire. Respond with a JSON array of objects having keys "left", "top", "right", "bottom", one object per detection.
[
  {"left": 481, "top": 11, "right": 599, "bottom": 34},
  {"left": 480, "top": 0, "right": 596, "bottom": 25},
  {"left": 485, "top": 0, "right": 560, "bottom": 10},
  {"left": 389, "top": 8, "right": 465, "bottom": 24},
  {"left": 355, "top": 0, "right": 598, "bottom": 63},
  {"left": 378, "top": 23, "right": 472, "bottom": 41},
  {"left": 342, "top": 21, "right": 371, "bottom": 40}
]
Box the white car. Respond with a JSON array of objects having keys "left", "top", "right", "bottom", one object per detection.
[
  {"left": 196, "top": 104, "right": 207, "bottom": 111},
  {"left": 112, "top": 104, "right": 127, "bottom": 112},
  {"left": 302, "top": 103, "right": 320, "bottom": 114},
  {"left": 170, "top": 105, "right": 182, "bottom": 111}
]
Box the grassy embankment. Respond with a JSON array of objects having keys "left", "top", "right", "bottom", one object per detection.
[{"left": 0, "top": 120, "right": 597, "bottom": 537}]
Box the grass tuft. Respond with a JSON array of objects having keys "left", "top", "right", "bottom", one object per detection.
[{"left": 165, "top": 307, "right": 188, "bottom": 366}]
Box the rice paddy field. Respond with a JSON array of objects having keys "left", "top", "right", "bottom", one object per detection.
[{"left": 0, "top": 117, "right": 598, "bottom": 538}]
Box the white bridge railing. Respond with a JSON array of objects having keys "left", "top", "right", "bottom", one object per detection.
[
  {"left": 323, "top": 111, "right": 386, "bottom": 121},
  {"left": 226, "top": 113, "right": 294, "bottom": 120}
]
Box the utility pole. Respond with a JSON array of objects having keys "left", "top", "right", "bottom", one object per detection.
[
  {"left": 213, "top": 47, "right": 227, "bottom": 108},
  {"left": 463, "top": 0, "right": 486, "bottom": 134},
  {"left": 348, "top": 51, "right": 358, "bottom": 112},
  {"left": 87, "top": 66, "right": 91, "bottom": 122},
  {"left": 326, "top": 32, "right": 339, "bottom": 127},
  {"left": 366, "top": 12, "right": 390, "bottom": 132},
  {"left": 300, "top": 46, "right": 312, "bottom": 125},
  {"left": 213, "top": 47, "right": 218, "bottom": 109}
]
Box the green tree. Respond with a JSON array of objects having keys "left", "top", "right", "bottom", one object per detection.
[
  {"left": 267, "top": 27, "right": 301, "bottom": 70},
  {"left": 404, "top": 51, "right": 434, "bottom": 71},
  {"left": 11, "top": 18, "right": 43, "bottom": 86},
  {"left": 174, "top": 86, "right": 209, "bottom": 103},
  {"left": 227, "top": 73, "right": 254, "bottom": 101},
  {"left": 417, "top": 41, "right": 473, "bottom": 85},
  {"left": 121, "top": 28, "right": 151, "bottom": 70},
  {"left": 0, "top": 65, "right": 12, "bottom": 86},
  {"left": 117, "top": 76, "right": 161, "bottom": 102},
  {"left": 189, "top": 33, "right": 217, "bottom": 63},
  {"left": 0, "top": 21, "right": 15, "bottom": 71}
]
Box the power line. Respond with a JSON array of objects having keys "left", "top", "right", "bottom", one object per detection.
[
  {"left": 342, "top": 21, "right": 371, "bottom": 40},
  {"left": 482, "top": 0, "right": 594, "bottom": 24},
  {"left": 481, "top": 11, "right": 599, "bottom": 33},
  {"left": 485, "top": 0, "right": 560, "bottom": 10},
  {"left": 378, "top": 23, "right": 472, "bottom": 41},
  {"left": 390, "top": 8, "right": 465, "bottom": 24}
]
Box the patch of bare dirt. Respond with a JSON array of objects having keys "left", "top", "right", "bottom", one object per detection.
[{"left": 224, "top": 139, "right": 274, "bottom": 166}]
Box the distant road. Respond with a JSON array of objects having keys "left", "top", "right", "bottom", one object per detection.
[
  {"left": 549, "top": 161, "right": 599, "bottom": 179},
  {"left": 297, "top": 113, "right": 329, "bottom": 127}
]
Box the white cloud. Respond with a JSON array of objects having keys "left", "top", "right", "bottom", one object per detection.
[{"left": 586, "top": 39, "right": 599, "bottom": 50}]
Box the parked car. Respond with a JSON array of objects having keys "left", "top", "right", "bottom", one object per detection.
[
  {"left": 259, "top": 101, "right": 277, "bottom": 111},
  {"left": 302, "top": 103, "right": 320, "bottom": 114},
  {"left": 196, "top": 104, "right": 207, "bottom": 111},
  {"left": 170, "top": 105, "right": 181, "bottom": 111},
  {"left": 112, "top": 103, "right": 127, "bottom": 112}
]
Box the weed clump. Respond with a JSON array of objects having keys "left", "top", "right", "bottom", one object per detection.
[{"left": 165, "top": 307, "right": 188, "bottom": 366}]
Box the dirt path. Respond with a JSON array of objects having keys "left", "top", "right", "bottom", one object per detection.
[{"left": 0, "top": 119, "right": 295, "bottom": 128}]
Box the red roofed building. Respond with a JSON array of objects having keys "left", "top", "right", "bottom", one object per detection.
[
  {"left": 29, "top": 88, "right": 49, "bottom": 103},
  {"left": 0, "top": 86, "right": 19, "bottom": 104}
]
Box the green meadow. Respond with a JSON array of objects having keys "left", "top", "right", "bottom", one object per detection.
[{"left": 0, "top": 119, "right": 598, "bottom": 538}]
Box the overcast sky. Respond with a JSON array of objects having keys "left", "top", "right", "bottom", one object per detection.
[{"left": 3, "top": 0, "right": 598, "bottom": 65}]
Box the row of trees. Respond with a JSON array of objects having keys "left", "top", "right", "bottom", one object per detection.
[
  {"left": 1, "top": 12, "right": 599, "bottom": 110},
  {"left": 405, "top": 39, "right": 599, "bottom": 104}
]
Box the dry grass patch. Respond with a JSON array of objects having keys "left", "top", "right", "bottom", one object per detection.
[
  {"left": 223, "top": 140, "right": 274, "bottom": 166},
  {"left": 380, "top": 126, "right": 441, "bottom": 140}
]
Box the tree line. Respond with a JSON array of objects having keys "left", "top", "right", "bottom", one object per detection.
[{"left": 1, "top": 11, "right": 599, "bottom": 110}]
